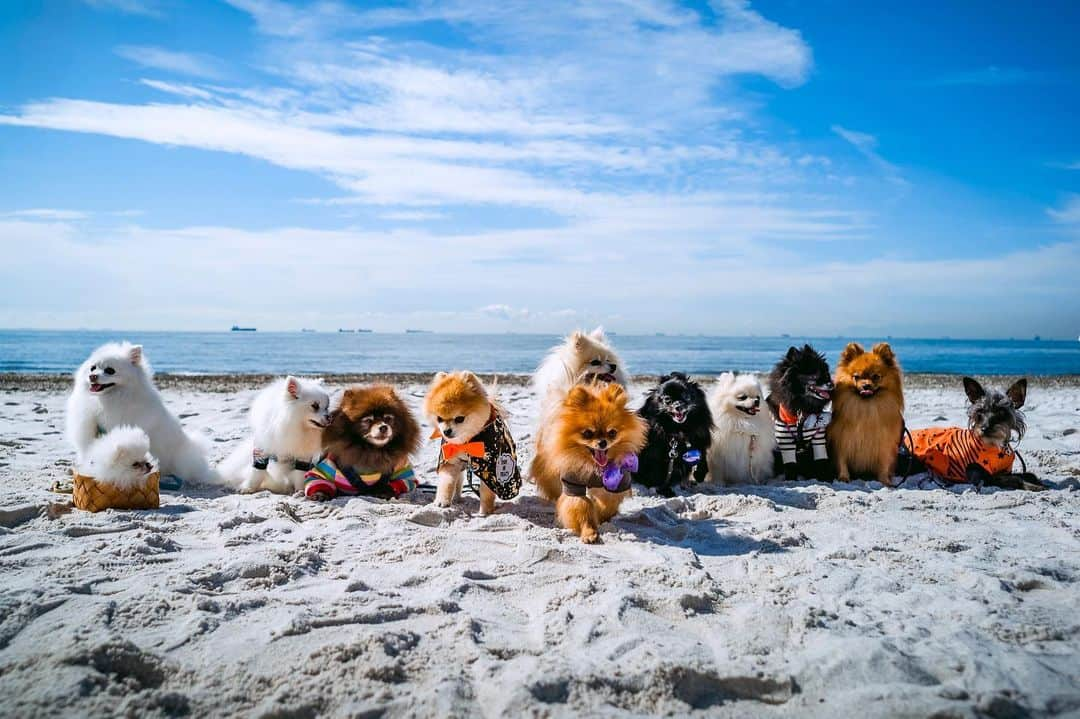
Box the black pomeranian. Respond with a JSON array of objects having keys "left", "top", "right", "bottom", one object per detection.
[
  {"left": 765, "top": 345, "right": 834, "bottom": 482},
  {"left": 633, "top": 372, "right": 713, "bottom": 497}
]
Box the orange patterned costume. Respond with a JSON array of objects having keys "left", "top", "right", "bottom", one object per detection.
[{"left": 909, "top": 426, "right": 1015, "bottom": 484}]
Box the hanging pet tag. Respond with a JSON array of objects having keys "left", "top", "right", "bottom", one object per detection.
[
  {"left": 682, "top": 449, "right": 701, "bottom": 465},
  {"left": 496, "top": 453, "right": 516, "bottom": 484}
]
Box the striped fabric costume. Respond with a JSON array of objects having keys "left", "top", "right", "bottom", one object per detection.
[
  {"left": 774, "top": 405, "right": 830, "bottom": 465},
  {"left": 909, "top": 427, "right": 1014, "bottom": 484},
  {"left": 303, "top": 455, "right": 417, "bottom": 499}
]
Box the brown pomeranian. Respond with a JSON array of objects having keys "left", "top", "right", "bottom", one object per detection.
[
  {"left": 423, "top": 371, "right": 521, "bottom": 515},
  {"left": 306, "top": 384, "right": 421, "bottom": 500},
  {"left": 828, "top": 342, "right": 905, "bottom": 485},
  {"left": 531, "top": 383, "right": 647, "bottom": 544}
]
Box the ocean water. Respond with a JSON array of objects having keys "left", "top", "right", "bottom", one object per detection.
[{"left": 1, "top": 330, "right": 1077, "bottom": 376}]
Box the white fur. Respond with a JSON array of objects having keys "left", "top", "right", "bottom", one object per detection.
[
  {"left": 218, "top": 376, "right": 331, "bottom": 494},
  {"left": 532, "top": 327, "right": 628, "bottom": 422},
  {"left": 65, "top": 342, "right": 214, "bottom": 484},
  {"left": 707, "top": 372, "right": 776, "bottom": 485},
  {"left": 81, "top": 425, "right": 157, "bottom": 489}
]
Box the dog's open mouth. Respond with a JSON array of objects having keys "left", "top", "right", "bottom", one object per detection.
[
  {"left": 595, "top": 372, "right": 616, "bottom": 384},
  {"left": 736, "top": 405, "right": 759, "bottom": 415},
  {"left": 89, "top": 382, "right": 115, "bottom": 393},
  {"left": 591, "top": 448, "right": 609, "bottom": 466},
  {"left": 309, "top": 418, "right": 330, "bottom": 428},
  {"left": 810, "top": 387, "right": 831, "bottom": 400},
  {"left": 670, "top": 408, "right": 688, "bottom": 423},
  {"left": 858, "top": 387, "right": 878, "bottom": 398}
]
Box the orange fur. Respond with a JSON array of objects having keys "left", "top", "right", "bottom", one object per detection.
[
  {"left": 531, "top": 383, "right": 646, "bottom": 542},
  {"left": 828, "top": 342, "right": 905, "bottom": 485},
  {"left": 422, "top": 371, "right": 504, "bottom": 513}
]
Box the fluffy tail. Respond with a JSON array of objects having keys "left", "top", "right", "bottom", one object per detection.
[{"left": 216, "top": 439, "right": 254, "bottom": 489}]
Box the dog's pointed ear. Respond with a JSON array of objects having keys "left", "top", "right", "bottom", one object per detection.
[
  {"left": 565, "top": 385, "right": 592, "bottom": 408},
  {"left": 962, "top": 377, "right": 985, "bottom": 403},
  {"left": 285, "top": 376, "right": 300, "bottom": 400},
  {"left": 1006, "top": 378, "right": 1027, "bottom": 408},
  {"left": 589, "top": 326, "right": 606, "bottom": 340},
  {"left": 717, "top": 371, "right": 735, "bottom": 387},
  {"left": 785, "top": 346, "right": 799, "bottom": 361},
  {"left": 839, "top": 342, "right": 865, "bottom": 365},
  {"left": 658, "top": 372, "right": 674, "bottom": 385},
  {"left": 602, "top": 382, "right": 628, "bottom": 405},
  {"left": 460, "top": 371, "right": 485, "bottom": 392},
  {"left": 128, "top": 344, "right": 143, "bottom": 365},
  {"left": 433, "top": 371, "right": 448, "bottom": 383},
  {"left": 872, "top": 342, "right": 896, "bottom": 366},
  {"left": 571, "top": 330, "right": 588, "bottom": 350}
]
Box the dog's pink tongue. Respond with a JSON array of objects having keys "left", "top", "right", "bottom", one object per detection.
[
  {"left": 592, "top": 449, "right": 608, "bottom": 466},
  {"left": 90, "top": 383, "right": 102, "bottom": 392}
]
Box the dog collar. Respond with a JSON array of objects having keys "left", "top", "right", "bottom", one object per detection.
[
  {"left": 252, "top": 447, "right": 313, "bottom": 472},
  {"left": 777, "top": 404, "right": 800, "bottom": 425}
]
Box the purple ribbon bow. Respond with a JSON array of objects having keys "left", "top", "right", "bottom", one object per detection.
[{"left": 601, "top": 453, "right": 638, "bottom": 491}]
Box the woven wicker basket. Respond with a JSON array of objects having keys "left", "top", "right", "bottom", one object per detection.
[{"left": 72, "top": 471, "right": 160, "bottom": 512}]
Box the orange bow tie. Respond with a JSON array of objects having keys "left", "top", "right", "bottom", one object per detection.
[{"left": 441, "top": 442, "right": 485, "bottom": 461}]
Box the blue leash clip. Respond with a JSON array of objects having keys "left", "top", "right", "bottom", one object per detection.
[{"left": 682, "top": 449, "right": 701, "bottom": 465}]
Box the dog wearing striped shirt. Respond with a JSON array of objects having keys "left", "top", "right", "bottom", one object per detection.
[
  {"left": 307, "top": 384, "right": 421, "bottom": 501},
  {"left": 765, "top": 345, "right": 835, "bottom": 482},
  {"left": 910, "top": 377, "right": 1026, "bottom": 484}
]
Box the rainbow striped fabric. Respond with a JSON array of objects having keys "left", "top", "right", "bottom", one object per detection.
[{"left": 303, "top": 455, "right": 416, "bottom": 499}]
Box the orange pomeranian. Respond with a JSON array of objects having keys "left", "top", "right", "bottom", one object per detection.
[
  {"left": 531, "top": 383, "right": 647, "bottom": 544},
  {"left": 828, "top": 342, "right": 905, "bottom": 485},
  {"left": 423, "top": 371, "right": 521, "bottom": 515}
]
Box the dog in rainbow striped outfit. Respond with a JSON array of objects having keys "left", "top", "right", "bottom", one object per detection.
[{"left": 304, "top": 384, "right": 421, "bottom": 500}]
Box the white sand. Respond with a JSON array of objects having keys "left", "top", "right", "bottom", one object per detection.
[{"left": 1, "top": 377, "right": 1079, "bottom": 718}]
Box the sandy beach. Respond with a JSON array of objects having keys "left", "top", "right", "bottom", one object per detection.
[{"left": 1, "top": 373, "right": 1079, "bottom": 718}]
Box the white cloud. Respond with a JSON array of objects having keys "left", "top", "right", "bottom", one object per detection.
[
  {"left": 82, "top": 0, "right": 162, "bottom": 17},
  {"left": 1049, "top": 194, "right": 1080, "bottom": 225},
  {"left": 115, "top": 46, "right": 223, "bottom": 79},
  {"left": 831, "top": 125, "right": 906, "bottom": 185},
  {"left": 479, "top": 304, "right": 531, "bottom": 321},
  {"left": 2, "top": 208, "right": 90, "bottom": 220},
  {"left": 1, "top": 216, "right": 1076, "bottom": 337}
]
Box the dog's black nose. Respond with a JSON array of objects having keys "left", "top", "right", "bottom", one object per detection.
[
  {"left": 443, "top": 427, "right": 454, "bottom": 438},
  {"left": 597, "top": 439, "right": 608, "bottom": 449},
  {"left": 753, "top": 398, "right": 760, "bottom": 407},
  {"left": 89, "top": 374, "right": 98, "bottom": 382}
]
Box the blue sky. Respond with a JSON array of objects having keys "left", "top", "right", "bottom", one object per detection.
[{"left": 1, "top": 0, "right": 1078, "bottom": 337}]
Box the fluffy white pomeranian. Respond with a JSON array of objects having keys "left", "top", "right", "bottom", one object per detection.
[
  {"left": 81, "top": 425, "right": 157, "bottom": 489},
  {"left": 533, "top": 327, "right": 628, "bottom": 415},
  {"left": 707, "top": 372, "right": 776, "bottom": 484},
  {"left": 218, "top": 376, "right": 331, "bottom": 494},
  {"left": 66, "top": 342, "right": 213, "bottom": 484}
]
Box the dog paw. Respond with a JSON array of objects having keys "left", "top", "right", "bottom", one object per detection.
[
  {"left": 434, "top": 499, "right": 452, "bottom": 508},
  {"left": 310, "top": 492, "right": 332, "bottom": 502},
  {"left": 581, "top": 529, "right": 601, "bottom": 544}
]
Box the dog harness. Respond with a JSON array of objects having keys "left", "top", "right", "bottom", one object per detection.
[
  {"left": 773, "top": 405, "right": 829, "bottom": 465},
  {"left": 302, "top": 454, "right": 417, "bottom": 499},
  {"left": 252, "top": 447, "right": 314, "bottom": 472},
  {"left": 561, "top": 454, "right": 637, "bottom": 497},
  {"left": 909, "top": 426, "right": 1014, "bottom": 484},
  {"left": 664, "top": 432, "right": 702, "bottom": 485},
  {"left": 434, "top": 410, "right": 522, "bottom": 500}
]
